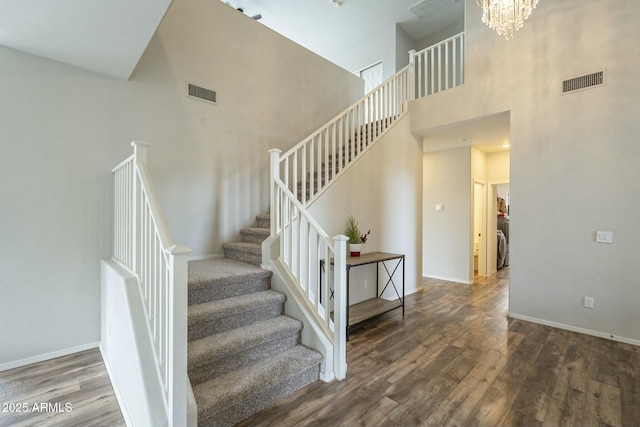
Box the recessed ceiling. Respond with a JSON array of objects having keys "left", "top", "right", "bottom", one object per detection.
[{"left": 420, "top": 112, "right": 511, "bottom": 154}]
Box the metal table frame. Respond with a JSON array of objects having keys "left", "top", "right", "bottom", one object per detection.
[{"left": 321, "top": 251, "right": 405, "bottom": 339}]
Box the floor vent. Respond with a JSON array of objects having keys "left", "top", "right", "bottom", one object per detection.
[
  {"left": 562, "top": 70, "right": 605, "bottom": 94},
  {"left": 187, "top": 83, "right": 218, "bottom": 105}
]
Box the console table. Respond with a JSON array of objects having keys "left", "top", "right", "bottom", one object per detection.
[{"left": 322, "top": 251, "right": 405, "bottom": 339}]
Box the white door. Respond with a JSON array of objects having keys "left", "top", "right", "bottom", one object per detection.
[{"left": 359, "top": 61, "right": 383, "bottom": 94}]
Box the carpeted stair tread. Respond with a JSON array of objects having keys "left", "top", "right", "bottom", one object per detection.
[
  {"left": 188, "top": 316, "right": 302, "bottom": 384},
  {"left": 194, "top": 345, "right": 322, "bottom": 426},
  {"left": 189, "top": 258, "right": 270, "bottom": 289},
  {"left": 188, "top": 290, "right": 285, "bottom": 340},
  {"left": 189, "top": 315, "right": 301, "bottom": 366},
  {"left": 255, "top": 213, "right": 270, "bottom": 229},
  {"left": 222, "top": 241, "right": 262, "bottom": 265},
  {"left": 240, "top": 227, "right": 271, "bottom": 244},
  {"left": 188, "top": 258, "right": 271, "bottom": 304}
]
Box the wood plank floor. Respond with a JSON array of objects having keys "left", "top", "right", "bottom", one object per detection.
[
  {"left": 0, "top": 349, "right": 125, "bottom": 427},
  {"left": 239, "top": 268, "right": 640, "bottom": 427}
]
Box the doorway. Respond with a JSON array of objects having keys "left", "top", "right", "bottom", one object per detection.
[
  {"left": 358, "top": 61, "right": 383, "bottom": 94},
  {"left": 473, "top": 181, "right": 487, "bottom": 277}
]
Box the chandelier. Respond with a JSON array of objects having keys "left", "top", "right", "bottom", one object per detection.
[{"left": 477, "top": 0, "right": 539, "bottom": 40}]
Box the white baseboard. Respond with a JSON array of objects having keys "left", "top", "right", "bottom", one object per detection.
[
  {"left": 319, "top": 370, "right": 335, "bottom": 383},
  {"left": 0, "top": 341, "right": 100, "bottom": 372},
  {"left": 423, "top": 275, "right": 473, "bottom": 285},
  {"left": 507, "top": 312, "right": 640, "bottom": 347},
  {"left": 99, "top": 344, "right": 133, "bottom": 427}
]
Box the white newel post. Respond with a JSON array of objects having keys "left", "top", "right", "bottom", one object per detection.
[
  {"left": 332, "top": 234, "right": 348, "bottom": 380},
  {"left": 408, "top": 49, "right": 416, "bottom": 103},
  {"left": 269, "top": 149, "right": 282, "bottom": 237},
  {"left": 166, "top": 244, "right": 192, "bottom": 427}
]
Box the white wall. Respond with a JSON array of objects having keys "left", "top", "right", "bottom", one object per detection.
[
  {"left": 412, "top": 0, "right": 640, "bottom": 343},
  {"left": 423, "top": 147, "right": 472, "bottom": 283},
  {"left": 0, "top": 0, "right": 363, "bottom": 365},
  {"left": 308, "top": 115, "right": 423, "bottom": 299},
  {"left": 487, "top": 151, "right": 510, "bottom": 183}
]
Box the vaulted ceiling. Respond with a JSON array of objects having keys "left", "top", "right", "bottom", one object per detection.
[
  {"left": 0, "top": 0, "right": 172, "bottom": 79},
  {"left": 0, "top": 0, "right": 464, "bottom": 80}
]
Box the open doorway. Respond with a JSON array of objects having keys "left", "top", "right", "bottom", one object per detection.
[
  {"left": 421, "top": 112, "right": 511, "bottom": 284},
  {"left": 473, "top": 181, "right": 487, "bottom": 278},
  {"left": 487, "top": 180, "right": 510, "bottom": 276}
]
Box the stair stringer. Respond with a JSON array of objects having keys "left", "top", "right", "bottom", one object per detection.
[{"left": 262, "top": 234, "right": 336, "bottom": 382}]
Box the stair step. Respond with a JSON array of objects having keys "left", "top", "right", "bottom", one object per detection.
[
  {"left": 240, "top": 227, "right": 270, "bottom": 244},
  {"left": 188, "top": 316, "right": 302, "bottom": 385},
  {"left": 188, "top": 258, "right": 271, "bottom": 305},
  {"left": 188, "top": 290, "right": 285, "bottom": 341},
  {"left": 194, "top": 345, "right": 322, "bottom": 427},
  {"left": 222, "top": 241, "right": 262, "bottom": 266},
  {"left": 256, "top": 213, "right": 270, "bottom": 229}
]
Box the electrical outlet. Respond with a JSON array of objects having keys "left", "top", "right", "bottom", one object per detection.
[
  {"left": 364, "top": 280, "right": 368, "bottom": 289},
  {"left": 584, "top": 296, "right": 594, "bottom": 308}
]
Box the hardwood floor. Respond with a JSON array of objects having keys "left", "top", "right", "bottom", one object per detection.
[
  {"left": 239, "top": 268, "right": 640, "bottom": 427},
  {"left": 0, "top": 349, "right": 125, "bottom": 427}
]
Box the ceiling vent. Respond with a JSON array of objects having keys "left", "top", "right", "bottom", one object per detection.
[
  {"left": 409, "top": 0, "right": 458, "bottom": 19},
  {"left": 562, "top": 70, "right": 605, "bottom": 95},
  {"left": 187, "top": 83, "right": 218, "bottom": 105}
]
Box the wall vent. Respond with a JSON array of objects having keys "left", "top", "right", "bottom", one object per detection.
[
  {"left": 409, "top": 0, "right": 459, "bottom": 19},
  {"left": 187, "top": 83, "right": 218, "bottom": 105},
  {"left": 562, "top": 70, "right": 605, "bottom": 94}
]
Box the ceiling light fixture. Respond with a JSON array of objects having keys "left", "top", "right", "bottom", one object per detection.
[
  {"left": 477, "top": 0, "right": 539, "bottom": 39},
  {"left": 330, "top": 0, "right": 344, "bottom": 7}
]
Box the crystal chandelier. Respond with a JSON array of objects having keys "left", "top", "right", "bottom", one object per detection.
[{"left": 477, "top": 0, "right": 539, "bottom": 40}]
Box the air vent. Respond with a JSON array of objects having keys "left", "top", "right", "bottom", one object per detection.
[
  {"left": 409, "top": 0, "right": 458, "bottom": 19},
  {"left": 187, "top": 83, "right": 218, "bottom": 105},
  {"left": 562, "top": 70, "right": 605, "bottom": 94}
]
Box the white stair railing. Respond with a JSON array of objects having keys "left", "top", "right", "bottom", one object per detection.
[
  {"left": 270, "top": 149, "right": 347, "bottom": 380},
  {"left": 410, "top": 32, "right": 465, "bottom": 98},
  {"left": 269, "top": 32, "right": 465, "bottom": 381},
  {"left": 278, "top": 66, "right": 412, "bottom": 207},
  {"left": 112, "top": 141, "right": 191, "bottom": 427}
]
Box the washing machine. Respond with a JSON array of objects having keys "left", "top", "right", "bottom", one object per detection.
[{"left": 497, "top": 230, "right": 507, "bottom": 269}]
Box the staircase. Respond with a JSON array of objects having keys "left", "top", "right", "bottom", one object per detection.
[{"left": 188, "top": 214, "right": 322, "bottom": 426}]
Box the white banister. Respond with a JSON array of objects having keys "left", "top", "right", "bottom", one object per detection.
[
  {"left": 112, "top": 141, "right": 191, "bottom": 427},
  {"left": 279, "top": 65, "right": 411, "bottom": 207},
  {"left": 412, "top": 32, "right": 465, "bottom": 98},
  {"left": 268, "top": 31, "right": 465, "bottom": 382}
]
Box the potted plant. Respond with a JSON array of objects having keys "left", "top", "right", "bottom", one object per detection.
[{"left": 345, "top": 215, "right": 371, "bottom": 257}]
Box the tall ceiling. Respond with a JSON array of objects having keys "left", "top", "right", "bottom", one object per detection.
[
  {"left": 0, "top": 0, "right": 465, "bottom": 80},
  {"left": 225, "top": 0, "right": 465, "bottom": 63},
  {"left": 0, "top": 0, "right": 172, "bottom": 79}
]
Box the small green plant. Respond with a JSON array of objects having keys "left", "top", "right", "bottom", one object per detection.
[{"left": 346, "top": 215, "right": 371, "bottom": 244}]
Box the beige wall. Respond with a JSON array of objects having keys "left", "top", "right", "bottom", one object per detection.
[
  {"left": 413, "top": 0, "right": 640, "bottom": 343},
  {"left": 423, "top": 147, "right": 472, "bottom": 283},
  {"left": 309, "top": 115, "right": 423, "bottom": 299},
  {"left": 0, "top": 0, "right": 363, "bottom": 365}
]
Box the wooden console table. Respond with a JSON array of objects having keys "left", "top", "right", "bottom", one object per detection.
[{"left": 322, "top": 251, "right": 405, "bottom": 339}]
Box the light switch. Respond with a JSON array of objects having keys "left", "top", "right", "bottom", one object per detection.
[
  {"left": 435, "top": 204, "right": 444, "bottom": 211},
  {"left": 596, "top": 230, "right": 613, "bottom": 243}
]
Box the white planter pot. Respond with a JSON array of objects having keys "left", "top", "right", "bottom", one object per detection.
[{"left": 349, "top": 243, "right": 363, "bottom": 257}]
